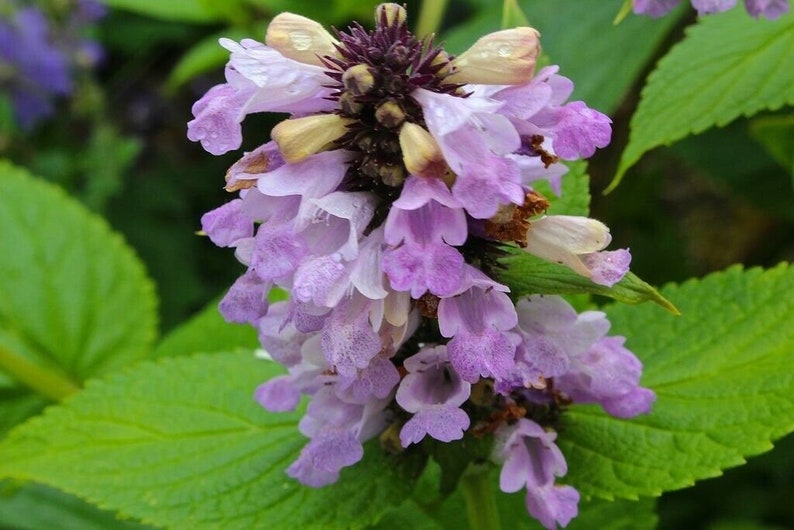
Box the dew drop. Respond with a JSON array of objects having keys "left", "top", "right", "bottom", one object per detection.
[
  {"left": 290, "top": 31, "right": 313, "bottom": 51},
  {"left": 497, "top": 45, "right": 512, "bottom": 57}
]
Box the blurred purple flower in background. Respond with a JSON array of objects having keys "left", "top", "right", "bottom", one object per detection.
[{"left": 0, "top": 0, "right": 105, "bottom": 129}]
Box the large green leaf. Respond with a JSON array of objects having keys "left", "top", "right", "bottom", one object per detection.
[
  {"left": 0, "top": 162, "right": 157, "bottom": 411},
  {"left": 561, "top": 264, "right": 794, "bottom": 499},
  {"left": 0, "top": 352, "right": 421, "bottom": 529},
  {"left": 375, "top": 460, "right": 658, "bottom": 530},
  {"left": 442, "top": 0, "right": 684, "bottom": 114},
  {"left": 0, "top": 482, "right": 154, "bottom": 530},
  {"left": 152, "top": 297, "right": 258, "bottom": 358},
  {"left": 611, "top": 9, "right": 794, "bottom": 189}
]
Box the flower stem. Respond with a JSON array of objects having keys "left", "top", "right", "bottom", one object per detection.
[
  {"left": 416, "top": 0, "right": 449, "bottom": 38},
  {"left": 461, "top": 463, "right": 502, "bottom": 530},
  {"left": 0, "top": 344, "right": 80, "bottom": 402}
]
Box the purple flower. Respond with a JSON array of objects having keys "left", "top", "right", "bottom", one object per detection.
[
  {"left": 191, "top": 4, "right": 652, "bottom": 528},
  {"left": 395, "top": 345, "right": 472, "bottom": 446},
  {"left": 495, "top": 418, "right": 580, "bottom": 530},
  {"left": 0, "top": 1, "right": 105, "bottom": 129},
  {"left": 633, "top": 0, "right": 790, "bottom": 17}
]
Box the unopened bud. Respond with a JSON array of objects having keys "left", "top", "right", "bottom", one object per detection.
[
  {"left": 266, "top": 13, "right": 339, "bottom": 66},
  {"left": 271, "top": 114, "right": 352, "bottom": 163},
  {"left": 342, "top": 64, "right": 376, "bottom": 96},
  {"left": 338, "top": 91, "right": 364, "bottom": 115},
  {"left": 399, "top": 122, "right": 447, "bottom": 178},
  {"left": 375, "top": 100, "right": 406, "bottom": 128},
  {"left": 375, "top": 3, "right": 407, "bottom": 26},
  {"left": 450, "top": 27, "right": 540, "bottom": 85},
  {"left": 380, "top": 163, "right": 406, "bottom": 187}
]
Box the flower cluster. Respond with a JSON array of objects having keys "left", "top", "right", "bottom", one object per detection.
[
  {"left": 190, "top": 4, "right": 655, "bottom": 528},
  {"left": 632, "top": 0, "right": 789, "bottom": 19},
  {"left": 0, "top": 0, "right": 105, "bottom": 129}
]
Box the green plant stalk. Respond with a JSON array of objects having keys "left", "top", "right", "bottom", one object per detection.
[
  {"left": 416, "top": 0, "right": 449, "bottom": 38},
  {"left": 0, "top": 344, "right": 80, "bottom": 402},
  {"left": 461, "top": 464, "right": 501, "bottom": 530}
]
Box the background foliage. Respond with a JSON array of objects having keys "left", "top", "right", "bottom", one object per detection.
[{"left": 1, "top": 0, "right": 793, "bottom": 528}]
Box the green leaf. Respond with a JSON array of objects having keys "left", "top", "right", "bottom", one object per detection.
[
  {"left": 536, "top": 160, "right": 591, "bottom": 217},
  {"left": 98, "top": 0, "right": 220, "bottom": 23},
  {"left": 388, "top": 460, "right": 658, "bottom": 530},
  {"left": 442, "top": 1, "right": 683, "bottom": 114},
  {"left": 0, "top": 352, "right": 421, "bottom": 529},
  {"left": 166, "top": 28, "right": 250, "bottom": 92},
  {"left": 0, "top": 482, "right": 154, "bottom": 530},
  {"left": 499, "top": 252, "right": 678, "bottom": 313},
  {"left": 611, "top": 9, "right": 794, "bottom": 190},
  {"left": 0, "top": 162, "right": 157, "bottom": 404},
  {"left": 152, "top": 297, "right": 258, "bottom": 358},
  {"left": 748, "top": 114, "right": 794, "bottom": 177},
  {"left": 561, "top": 264, "right": 794, "bottom": 499},
  {"left": 501, "top": 0, "right": 530, "bottom": 29}
]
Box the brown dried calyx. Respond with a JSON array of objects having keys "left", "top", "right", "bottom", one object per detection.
[{"left": 485, "top": 190, "right": 550, "bottom": 247}]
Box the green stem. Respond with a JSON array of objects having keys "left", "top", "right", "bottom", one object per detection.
[
  {"left": 416, "top": 0, "right": 449, "bottom": 38},
  {"left": 461, "top": 464, "right": 501, "bottom": 530},
  {"left": 0, "top": 344, "right": 80, "bottom": 402}
]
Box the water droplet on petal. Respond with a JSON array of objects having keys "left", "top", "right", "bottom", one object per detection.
[{"left": 290, "top": 31, "right": 313, "bottom": 51}]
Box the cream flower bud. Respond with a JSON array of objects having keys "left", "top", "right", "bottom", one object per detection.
[
  {"left": 450, "top": 27, "right": 541, "bottom": 85},
  {"left": 399, "top": 122, "right": 447, "bottom": 179},
  {"left": 375, "top": 100, "right": 406, "bottom": 128},
  {"left": 376, "top": 3, "right": 407, "bottom": 26},
  {"left": 343, "top": 64, "right": 376, "bottom": 95},
  {"left": 266, "top": 12, "right": 340, "bottom": 66},
  {"left": 525, "top": 215, "right": 611, "bottom": 278},
  {"left": 271, "top": 114, "right": 352, "bottom": 163}
]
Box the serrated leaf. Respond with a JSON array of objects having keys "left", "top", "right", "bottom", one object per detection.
[
  {"left": 561, "top": 264, "right": 794, "bottom": 499},
  {"left": 0, "top": 481, "right": 154, "bottom": 530},
  {"left": 0, "top": 352, "right": 421, "bottom": 530},
  {"left": 611, "top": 9, "right": 794, "bottom": 190},
  {"left": 537, "top": 160, "right": 591, "bottom": 217},
  {"left": 401, "top": 460, "right": 658, "bottom": 530},
  {"left": 748, "top": 114, "right": 794, "bottom": 177},
  {"left": 499, "top": 252, "right": 678, "bottom": 313},
  {"left": 442, "top": 1, "right": 683, "bottom": 113},
  {"left": 98, "top": 0, "right": 220, "bottom": 23},
  {"left": 0, "top": 162, "right": 157, "bottom": 404},
  {"left": 152, "top": 296, "right": 258, "bottom": 359}
]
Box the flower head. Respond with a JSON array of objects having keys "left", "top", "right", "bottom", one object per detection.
[
  {"left": 632, "top": 0, "right": 790, "bottom": 18},
  {"left": 191, "top": 4, "right": 653, "bottom": 528}
]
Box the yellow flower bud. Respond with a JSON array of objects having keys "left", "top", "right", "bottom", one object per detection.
[
  {"left": 342, "top": 64, "right": 376, "bottom": 96},
  {"left": 399, "top": 122, "right": 447, "bottom": 179},
  {"left": 450, "top": 27, "right": 541, "bottom": 85},
  {"left": 271, "top": 114, "right": 353, "bottom": 163},
  {"left": 266, "top": 13, "right": 339, "bottom": 66},
  {"left": 375, "top": 100, "right": 406, "bottom": 128},
  {"left": 375, "top": 3, "right": 407, "bottom": 26}
]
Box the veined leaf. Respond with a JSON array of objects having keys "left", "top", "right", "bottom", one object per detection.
[
  {"left": 610, "top": 9, "right": 794, "bottom": 190},
  {"left": 561, "top": 264, "right": 794, "bottom": 499},
  {"left": 0, "top": 352, "right": 422, "bottom": 529},
  {"left": 499, "top": 252, "right": 677, "bottom": 313},
  {"left": 0, "top": 162, "right": 157, "bottom": 415},
  {"left": 442, "top": 0, "right": 684, "bottom": 114}
]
